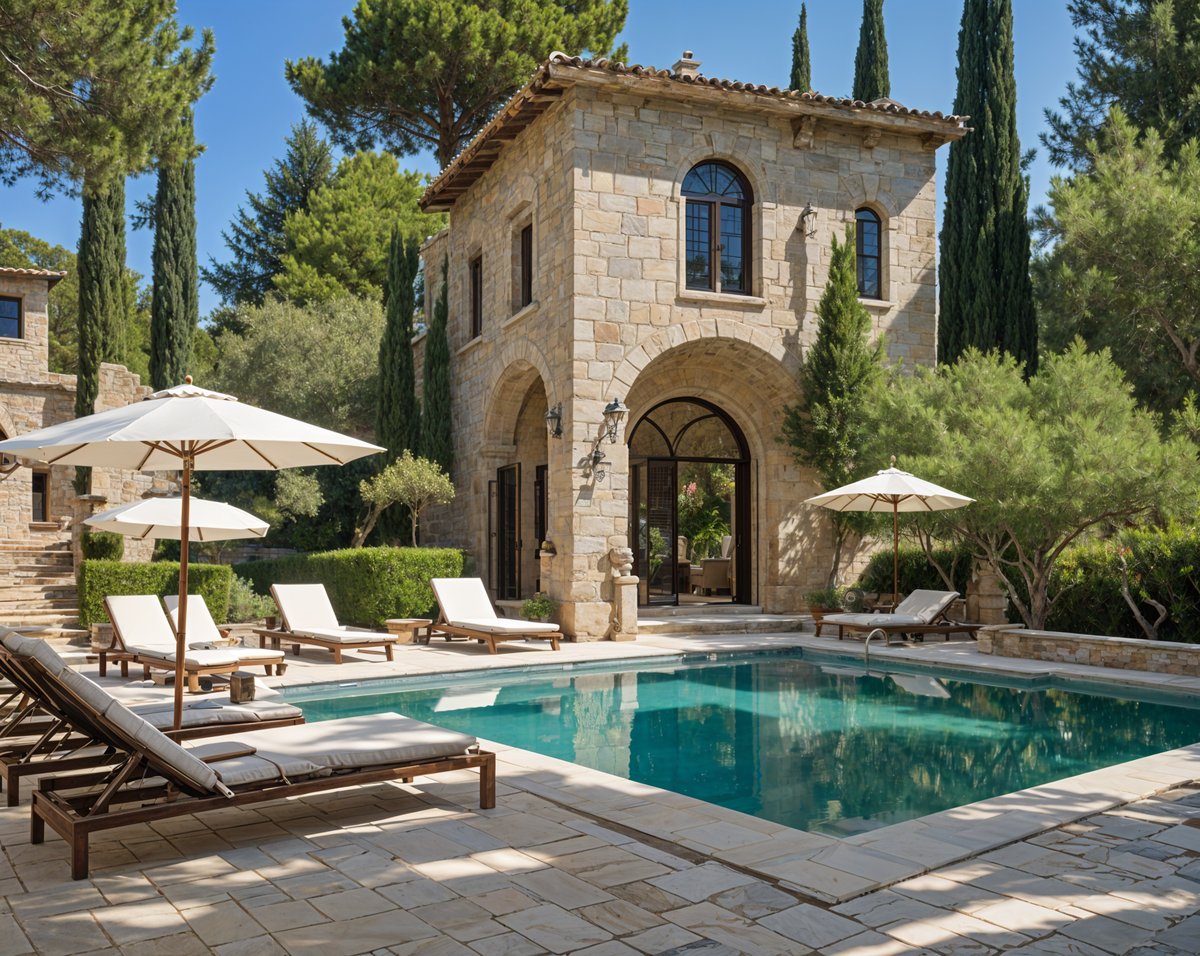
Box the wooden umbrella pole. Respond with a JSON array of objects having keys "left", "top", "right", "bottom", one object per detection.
[
  {"left": 173, "top": 453, "right": 192, "bottom": 730},
  {"left": 892, "top": 502, "right": 899, "bottom": 609}
]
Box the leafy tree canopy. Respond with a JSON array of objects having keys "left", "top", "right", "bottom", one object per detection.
[
  {"left": 1036, "top": 110, "right": 1200, "bottom": 416},
  {"left": 863, "top": 343, "right": 1198, "bottom": 630},
  {"left": 286, "top": 0, "right": 628, "bottom": 168},
  {"left": 212, "top": 295, "right": 383, "bottom": 437},
  {"left": 273, "top": 151, "right": 441, "bottom": 304},
  {"left": 0, "top": 0, "right": 214, "bottom": 195},
  {"left": 353, "top": 450, "right": 454, "bottom": 547},
  {"left": 202, "top": 120, "right": 334, "bottom": 309},
  {"left": 1043, "top": 0, "right": 1200, "bottom": 169}
]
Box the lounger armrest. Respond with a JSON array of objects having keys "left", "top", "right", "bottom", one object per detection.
[{"left": 195, "top": 744, "right": 257, "bottom": 763}]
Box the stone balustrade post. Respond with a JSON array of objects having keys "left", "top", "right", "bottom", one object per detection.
[{"left": 607, "top": 546, "right": 638, "bottom": 641}]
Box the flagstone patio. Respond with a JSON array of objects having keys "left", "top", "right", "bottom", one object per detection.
[{"left": 4, "top": 630, "right": 1200, "bottom": 954}]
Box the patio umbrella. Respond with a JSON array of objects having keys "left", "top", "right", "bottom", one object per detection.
[
  {"left": 0, "top": 380, "right": 383, "bottom": 727},
  {"left": 85, "top": 496, "right": 269, "bottom": 541},
  {"left": 804, "top": 458, "right": 973, "bottom": 607}
]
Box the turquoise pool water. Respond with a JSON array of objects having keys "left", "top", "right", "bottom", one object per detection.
[{"left": 287, "top": 652, "right": 1200, "bottom": 834}]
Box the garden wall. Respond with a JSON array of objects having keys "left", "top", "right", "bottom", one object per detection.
[{"left": 979, "top": 626, "right": 1200, "bottom": 677}]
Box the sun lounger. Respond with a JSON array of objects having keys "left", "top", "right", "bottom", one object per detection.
[
  {"left": 428, "top": 578, "right": 561, "bottom": 654},
  {"left": 820, "top": 589, "right": 979, "bottom": 641},
  {"left": 0, "top": 634, "right": 303, "bottom": 805},
  {"left": 0, "top": 631, "right": 494, "bottom": 879},
  {"left": 106, "top": 595, "right": 287, "bottom": 691},
  {"left": 163, "top": 595, "right": 291, "bottom": 676},
  {"left": 266, "top": 584, "right": 399, "bottom": 664}
]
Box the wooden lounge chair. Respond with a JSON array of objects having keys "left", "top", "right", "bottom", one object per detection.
[
  {"left": 0, "top": 632, "right": 494, "bottom": 880},
  {"left": 106, "top": 595, "right": 287, "bottom": 691},
  {"left": 820, "top": 589, "right": 979, "bottom": 642},
  {"left": 267, "top": 584, "right": 399, "bottom": 664},
  {"left": 428, "top": 578, "right": 561, "bottom": 654},
  {"left": 0, "top": 631, "right": 303, "bottom": 806}
]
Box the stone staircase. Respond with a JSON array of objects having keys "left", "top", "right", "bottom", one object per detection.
[
  {"left": 637, "top": 604, "right": 811, "bottom": 636},
  {"left": 0, "top": 536, "right": 81, "bottom": 629}
]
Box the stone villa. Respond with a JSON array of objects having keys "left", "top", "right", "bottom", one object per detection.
[
  {"left": 416, "top": 52, "right": 968, "bottom": 640},
  {"left": 0, "top": 268, "right": 157, "bottom": 626}
]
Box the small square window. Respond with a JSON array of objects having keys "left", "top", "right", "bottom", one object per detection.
[{"left": 0, "top": 296, "right": 22, "bottom": 339}]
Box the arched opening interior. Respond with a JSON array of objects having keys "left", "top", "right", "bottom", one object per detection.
[{"left": 628, "top": 397, "right": 750, "bottom": 607}]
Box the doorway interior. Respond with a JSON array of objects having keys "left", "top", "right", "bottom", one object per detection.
[{"left": 629, "top": 398, "right": 750, "bottom": 607}]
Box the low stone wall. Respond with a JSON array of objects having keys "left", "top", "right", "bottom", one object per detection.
[{"left": 979, "top": 626, "right": 1200, "bottom": 676}]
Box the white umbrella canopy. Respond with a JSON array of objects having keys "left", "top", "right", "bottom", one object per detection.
[
  {"left": 0, "top": 381, "right": 383, "bottom": 728},
  {"left": 85, "top": 497, "right": 269, "bottom": 542},
  {"left": 805, "top": 460, "right": 974, "bottom": 607}
]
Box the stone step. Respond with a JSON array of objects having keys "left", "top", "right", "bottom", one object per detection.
[
  {"left": 0, "top": 586, "right": 78, "bottom": 601},
  {"left": 0, "top": 611, "right": 81, "bottom": 628},
  {"left": 636, "top": 613, "right": 811, "bottom": 635},
  {"left": 0, "top": 555, "right": 75, "bottom": 568},
  {"left": 0, "top": 571, "right": 77, "bottom": 584}
]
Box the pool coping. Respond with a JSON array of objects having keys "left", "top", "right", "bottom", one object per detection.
[{"left": 274, "top": 633, "right": 1200, "bottom": 904}]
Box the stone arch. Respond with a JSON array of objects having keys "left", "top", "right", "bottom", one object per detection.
[
  {"left": 0, "top": 402, "right": 16, "bottom": 442},
  {"left": 482, "top": 338, "right": 557, "bottom": 447},
  {"left": 671, "top": 146, "right": 774, "bottom": 206},
  {"left": 838, "top": 172, "right": 901, "bottom": 220}
]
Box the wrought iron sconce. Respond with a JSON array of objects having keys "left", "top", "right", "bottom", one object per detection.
[
  {"left": 601, "top": 398, "right": 628, "bottom": 444},
  {"left": 798, "top": 202, "right": 818, "bottom": 239},
  {"left": 544, "top": 402, "right": 563, "bottom": 439},
  {"left": 587, "top": 448, "right": 608, "bottom": 481}
]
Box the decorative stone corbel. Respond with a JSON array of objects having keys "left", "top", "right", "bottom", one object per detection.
[
  {"left": 862, "top": 128, "right": 882, "bottom": 149},
  {"left": 791, "top": 116, "right": 818, "bottom": 150},
  {"left": 921, "top": 132, "right": 948, "bottom": 150}
]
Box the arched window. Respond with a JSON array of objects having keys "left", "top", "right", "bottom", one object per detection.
[
  {"left": 855, "top": 207, "right": 882, "bottom": 299},
  {"left": 682, "top": 161, "right": 752, "bottom": 294}
]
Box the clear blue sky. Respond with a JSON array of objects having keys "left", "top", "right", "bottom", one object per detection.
[{"left": 0, "top": 0, "right": 1077, "bottom": 317}]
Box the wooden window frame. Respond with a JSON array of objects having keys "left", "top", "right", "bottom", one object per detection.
[
  {"left": 682, "top": 162, "right": 753, "bottom": 295},
  {"left": 469, "top": 255, "right": 483, "bottom": 339}
]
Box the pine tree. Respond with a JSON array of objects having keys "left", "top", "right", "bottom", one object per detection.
[
  {"left": 150, "top": 114, "right": 198, "bottom": 389},
  {"left": 75, "top": 174, "right": 128, "bottom": 491},
  {"left": 852, "top": 0, "right": 889, "bottom": 102},
  {"left": 939, "top": 0, "right": 1036, "bottom": 373},
  {"left": 421, "top": 255, "right": 453, "bottom": 477},
  {"left": 377, "top": 226, "right": 422, "bottom": 460},
  {"left": 790, "top": 5, "right": 811, "bottom": 92},
  {"left": 782, "top": 226, "right": 883, "bottom": 585},
  {"left": 202, "top": 120, "right": 334, "bottom": 308}
]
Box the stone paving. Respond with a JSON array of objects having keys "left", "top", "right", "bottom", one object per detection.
[{"left": 3, "top": 628, "right": 1200, "bottom": 954}]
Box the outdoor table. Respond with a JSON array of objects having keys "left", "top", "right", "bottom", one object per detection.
[{"left": 385, "top": 618, "right": 432, "bottom": 645}]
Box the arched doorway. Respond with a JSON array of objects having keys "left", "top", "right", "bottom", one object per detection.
[{"left": 628, "top": 398, "right": 750, "bottom": 606}]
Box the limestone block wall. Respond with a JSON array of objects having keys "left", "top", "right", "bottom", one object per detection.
[{"left": 979, "top": 627, "right": 1200, "bottom": 677}]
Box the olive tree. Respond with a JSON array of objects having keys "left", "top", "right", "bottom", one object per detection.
[
  {"left": 353, "top": 450, "right": 454, "bottom": 547},
  {"left": 864, "top": 343, "right": 1197, "bottom": 629}
]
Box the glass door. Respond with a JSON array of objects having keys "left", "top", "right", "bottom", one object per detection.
[
  {"left": 634, "top": 458, "right": 677, "bottom": 605},
  {"left": 496, "top": 464, "right": 521, "bottom": 600}
]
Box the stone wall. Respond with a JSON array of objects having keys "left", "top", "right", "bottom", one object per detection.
[{"left": 979, "top": 627, "right": 1200, "bottom": 677}]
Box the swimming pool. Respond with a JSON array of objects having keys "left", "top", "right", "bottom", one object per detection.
[{"left": 286, "top": 651, "right": 1200, "bottom": 835}]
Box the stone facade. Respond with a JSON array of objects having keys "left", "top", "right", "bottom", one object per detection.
[
  {"left": 0, "top": 269, "right": 160, "bottom": 563},
  {"left": 416, "top": 55, "right": 967, "bottom": 640},
  {"left": 980, "top": 627, "right": 1200, "bottom": 677}
]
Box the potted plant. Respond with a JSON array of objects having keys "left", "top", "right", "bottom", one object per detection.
[
  {"left": 804, "top": 586, "right": 845, "bottom": 636},
  {"left": 521, "top": 594, "right": 559, "bottom": 623}
]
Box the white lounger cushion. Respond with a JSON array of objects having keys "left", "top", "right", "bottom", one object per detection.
[
  {"left": 1, "top": 636, "right": 225, "bottom": 796},
  {"left": 128, "top": 647, "right": 242, "bottom": 667},
  {"left": 431, "top": 578, "right": 498, "bottom": 621},
  {"left": 271, "top": 584, "right": 342, "bottom": 631},
  {"left": 823, "top": 590, "right": 960, "bottom": 629},
  {"left": 134, "top": 698, "right": 302, "bottom": 729},
  {"left": 289, "top": 627, "right": 387, "bottom": 644},
  {"left": 163, "top": 594, "right": 226, "bottom": 645},
  {"left": 185, "top": 713, "right": 478, "bottom": 789},
  {"left": 107, "top": 594, "right": 186, "bottom": 652},
  {"left": 821, "top": 612, "right": 928, "bottom": 627},
  {"left": 449, "top": 617, "right": 560, "bottom": 635}
]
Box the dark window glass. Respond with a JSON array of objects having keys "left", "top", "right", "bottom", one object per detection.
[
  {"left": 469, "top": 256, "right": 483, "bottom": 338},
  {"left": 0, "top": 296, "right": 21, "bottom": 339},
  {"left": 31, "top": 472, "right": 48, "bottom": 523},
  {"left": 519, "top": 224, "right": 533, "bottom": 308},
  {"left": 682, "top": 161, "right": 752, "bottom": 294},
  {"left": 856, "top": 208, "right": 882, "bottom": 299}
]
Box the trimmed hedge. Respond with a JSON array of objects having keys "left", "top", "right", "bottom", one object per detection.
[
  {"left": 80, "top": 531, "right": 124, "bottom": 561},
  {"left": 78, "top": 560, "right": 233, "bottom": 627},
  {"left": 234, "top": 546, "right": 464, "bottom": 628},
  {"left": 858, "top": 545, "right": 972, "bottom": 597}
]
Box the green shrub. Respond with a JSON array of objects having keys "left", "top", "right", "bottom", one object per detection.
[
  {"left": 1032, "top": 527, "right": 1200, "bottom": 643},
  {"left": 78, "top": 560, "right": 233, "bottom": 627},
  {"left": 858, "top": 545, "right": 972, "bottom": 597},
  {"left": 80, "top": 530, "right": 124, "bottom": 561},
  {"left": 235, "top": 546, "right": 464, "bottom": 627},
  {"left": 227, "top": 575, "right": 276, "bottom": 623}
]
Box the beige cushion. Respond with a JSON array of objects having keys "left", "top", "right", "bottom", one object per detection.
[
  {"left": 183, "top": 742, "right": 327, "bottom": 788},
  {"left": 137, "top": 698, "right": 303, "bottom": 729},
  {"left": 290, "top": 627, "right": 386, "bottom": 645},
  {"left": 163, "top": 594, "right": 225, "bottom": 646},
  {"left": 893, "top": 589, "right": 959, "bottom": 621},
  {"left": 132, "top": 647, "right": 242, "bottom": 668},
  {"left": 106, "top": 595, "right": 178, "bottom": 653},
  {"left": 449, "top": 617, "right": 559, "bottom": 635},
  {"left": 822, "top": 612, "right": 928, "bottom": 627},
  {"left": 196, "top": 713, "right": 477, "bottom": 780},
  {"left": 271, "top": 584, "right": 341, "bottom": 632},
  {"left": 431, "top": 578, "right": 496, "bottom": 621}
]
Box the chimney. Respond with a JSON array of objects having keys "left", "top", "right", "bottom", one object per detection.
[{"left": 672, "top": 51, "right": 701, "bottom": 79}]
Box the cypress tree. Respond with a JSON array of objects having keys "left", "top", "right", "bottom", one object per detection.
[
  {"left": 782, "top": 225, "right": 883, "bottom": 585},
  {"left": 852, "top": 0, "right": 889, "bottom": 102},
  {"left": 75, "top": 174, "right": 128, "bottom": 491},
  {"left": 789, "top": 5, "right": 811, "bottom": 93},
  {"left": 377, "top": 227, "right": 422, "bottom": 458},
  {"left": 150, "top": 114, "right": 198, "bottom": 389},
  {"left": 421, "top": 254, "right": 453, "bottom": 476},
  {"left": 938, "top": 0, "right": 1036, "bottom": 373}
]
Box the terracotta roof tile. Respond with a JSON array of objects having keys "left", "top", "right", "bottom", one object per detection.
[{"left": 0, "top": 267, "right": 68, "bottom": 287}]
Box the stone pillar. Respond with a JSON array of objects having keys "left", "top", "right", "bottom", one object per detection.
[
  {"left": 607, "top": 547, "right": 638, "bottom": 641},
  {"left": 967, "top": 561, "right": 1008, "bottom": 626}
]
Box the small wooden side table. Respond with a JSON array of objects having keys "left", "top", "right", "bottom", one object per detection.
[{"left": 385, "top": 618, "right": 432, "bottom": 644}]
